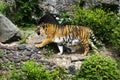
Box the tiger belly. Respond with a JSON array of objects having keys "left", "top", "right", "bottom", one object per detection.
[
  {"left": 53, "top": 37, "right": 80, "bottom": 45},
  {"left": 53, "top": 37, "right": 80, "bottom": 55}
]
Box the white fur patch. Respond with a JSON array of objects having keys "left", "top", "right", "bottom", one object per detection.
[
  {"left": 53, "top": 37, "right": 64, "bottom": 43},
  {"left": 53, "top": 37, "right": 80, "bottom": 46},
  {"left": 67, "top": 39, "right": 79, "bottom": 46},
  {"left": 57, "top": 45, "right": 63, "bottom": 55}
]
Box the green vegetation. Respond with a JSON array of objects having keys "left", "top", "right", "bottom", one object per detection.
[
  {"left": 0, "top": 1, "right": 9, "bottom": 14},
  {"left": 44, "top": 47, "right": 55, "bottom": 58},
  {"left": 60, "top": 6, "right": 120, "bottom": 53},
  {"left": 21, "top": 61, "right": 55, "bottom": 80},
  {"left": 0, "top": 50, "right": 5, "bottom": 58},
  {"left": 0, "top": 55, "right": 120, "bottom": 80},
  {"left": 0, "top": 0, "right": 44, "bottom": 27},
  {"left": 74, "top": 54, "right": 120, "bottom": 80},
  {"left": 21, "top": 62, "right": 68, "bottom": 80},
  {"left": 71, "top": 7, "right": 120, "bottom": 43},
  {"left": 9, "top": 0, "right": 41, "bottom": 26},
  {"left": 0, "top": 1, "right": 120, "bottom": 80},
  {"left": 1, "top": 0, "right": 120, "bottom": 53},
  {"left": 43, "top": 43, "right": 59, "bottom": 58},
  {"left": 0, "top": 61, "right": 68, "bottom": 80}
]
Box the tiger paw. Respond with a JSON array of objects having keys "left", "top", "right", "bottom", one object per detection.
[
  {"left": 81, "top": 54, "right": 87, "bottom": 57},
  {"left": 57, "top": 52, "right": 62, "bottom": 55},
  {"left": 35, "top": 44, "right": 42, "bottom": 48},
  {"left": 35, "top": 44, "right": 39, "bottom": 48}
]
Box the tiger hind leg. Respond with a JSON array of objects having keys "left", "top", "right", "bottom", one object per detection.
[
  {"left": 89, "top": 41, "right": 99, "bottom": 54},
  {"left": 82, "top": 40, "right": 89, "bottom": 56}
]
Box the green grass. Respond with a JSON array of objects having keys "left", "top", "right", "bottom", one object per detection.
[{"left": 19, "top": 26, "right": 35, "bottom": 44}]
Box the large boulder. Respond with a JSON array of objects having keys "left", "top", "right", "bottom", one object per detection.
[{"left": 0, "top": 14, "right": 22, "bottom": 43}]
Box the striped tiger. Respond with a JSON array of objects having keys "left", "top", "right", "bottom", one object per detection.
[{"left": 35, "top": 23, "right": 101, "bottom": 56}]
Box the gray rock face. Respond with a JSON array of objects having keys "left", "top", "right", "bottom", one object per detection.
[{"left": 0, "top": 14, "right": 22, "bottom": 43}]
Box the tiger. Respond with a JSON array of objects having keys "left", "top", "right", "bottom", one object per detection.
[{"left": 35, "top": 23, "right": 101, "bottom": 56}]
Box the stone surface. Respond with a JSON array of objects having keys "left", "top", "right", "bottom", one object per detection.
[
  {"left": 0, "top": 14, "right": 22, "bottom": 43},
  {"left": 23, "top": 50, "right": 32, "bottom": 56},
  {"left": 18, "top": 44, "right": 26, "bottom": 50},
  {"left": 68, "top": 64, "right": 76, "bottom": 75},
  {"left": 0, "top": 42, "right": 114, "bottom": 77}
]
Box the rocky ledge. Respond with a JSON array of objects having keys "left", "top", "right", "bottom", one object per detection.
[{"left": 0, "top": 43, "right": 88, "bottom": 75}]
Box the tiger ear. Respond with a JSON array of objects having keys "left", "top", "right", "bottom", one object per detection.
[
  {"left": 41, "top": 23, "right": 46, "bottom": 29},
  {"left": 34, "top": 26, "right": 40, "bottom": 32}
]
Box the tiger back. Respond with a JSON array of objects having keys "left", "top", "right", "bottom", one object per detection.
[{"left": 35, "top": 23, "right": 100, "bottom": 56}]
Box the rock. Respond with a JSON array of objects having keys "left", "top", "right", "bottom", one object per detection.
[
  {"left": 0, "top": 14, "right": 22, "bottom": 43},
  {"left": 21, "top": 56, "right": 30, "bottom": 61},
  {"left": 14, "top": 58, "right": 20, "bottom": 63},
  {"left": 7, "top": 53, "right": 14, "bottom": 62},
  {"left": 68, "top": 64, "right": 76, "bottom": 75},
  {"left": 32, "top": 47, "right": 40, "bottom": 52},
  {"left": 18, "top": 44, "right": 26, "bottom": 50},
  {"left": 72, "top": 61, "right": 82, "bottom": 69},
  {"left": 40, "top": 60, "right": 51, "bottom": 65},
  {"left": 0, "top": 42, "right": 18, "bottom": 50},
  {"left": 31, "top": 53, "right": 42, "bottom": 60},
  {"left": 23, "top": 50, "right": 32, "bottom": 56},
  {"left": 1, "top": 57, "right": 9, "bottom": 63}
]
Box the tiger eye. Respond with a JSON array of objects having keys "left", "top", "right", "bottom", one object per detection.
[{"left": 37, "top": 30, "right": 40, "bottom": 35}]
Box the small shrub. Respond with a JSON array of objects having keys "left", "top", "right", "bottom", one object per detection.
[
  {"left": 18, "top": 33, "right": 30, "bottom": 44},
  {"left": 43, "top": 43, "right": 59, "bottom": 58},
  {"left": 8, "top": 69, "right": 23, "bottom": 80},
  {"left": 0, "top": 50, "right": 5, "bottom": 58},
  {"left": 0, "top": 1, "right": 9, "bottom": 14},
  {"left": 0, "top": 60, "right": 68, "bottom": 80},
  {"left": 116, "top": 59, "right": 120, "bottom": 70},
  {"left": 44, "top": 47, "right": 55, "bottom": 58},
  {"left": 21, "top": 61, "right": 51, "bottom": 80},
  {"left": 70, "top": 7, "right": 119, "bottom": 42},
  {"left": 75, "top": 54, "right": 120, "bottom": 80},
  {"left": 110, "top": 23, "right": 120, "bottom": 52},
  {"left": 52, "top": 66, "right": 68, "bottom": 80},
  {"left": 0, "top": 61, "right": 2, "bottom": 70},
  {"left": 6, "top": 0, "right": 43, "bottom": 27},
  {"left": 21, "top": 61, "right": 68, "bottom": 80},
  {"left": 22, "top": 61, "right": 69, "bottom": 80}
]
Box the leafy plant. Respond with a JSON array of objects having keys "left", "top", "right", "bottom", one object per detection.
[
  {"left": 0, "top": 50, "right": 5, "bottom": 58},
  {"left": 60, "top": 6, "right": 120, "bottom": 53},
  {"left": 43, "top": 43, "right": 59, "bottom": 58},
  {"left": 44, "top": 47, "right": 55, "bottom": 58},
  {"left": 110, "top": 23, "right": 120, "bottom": 52},
  {"left": 6, "top": 0, "right": 44, "bottom": 27},
  {"left": 74, "top": 54, "right": 120, "bottom": 80},
  {"left": 19, "top": 33, "right": 30, "bottom": 44},
  {"left": 0, "top": 1, "right": 9, "bottom": 14},
  {"left": 21, "top": 61, "right": 63, "bottom": 80},
  {"left": 71, "top": 7, "right": 118, "bottom": 41},
  {"left": 22, "top": 61, "right": 49, "bottom": 80},
  {"left": 21, "top": 61, "right": 68, "bottom": 80},
  {"left": 51, "top": 66, "right": 68, "bottom": 80}
]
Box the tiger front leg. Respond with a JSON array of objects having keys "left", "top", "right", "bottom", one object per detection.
[
  {"left": 35, "top": 38, "right": 52, "bottom": 48},
  {"left": 57, "top": 44, "right": 63, "bottom": 55}
]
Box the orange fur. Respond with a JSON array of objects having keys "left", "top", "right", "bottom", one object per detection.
[{"left": 35, "top": 23, "right": 98, "bottom": 56}]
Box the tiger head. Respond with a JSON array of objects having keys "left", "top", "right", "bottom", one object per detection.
[
  {"left": 35, "top": 23, "right": 56, "bottom": 37},
  {"left": 35, "top": 23, "right": 47, "bottom": 36}
]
